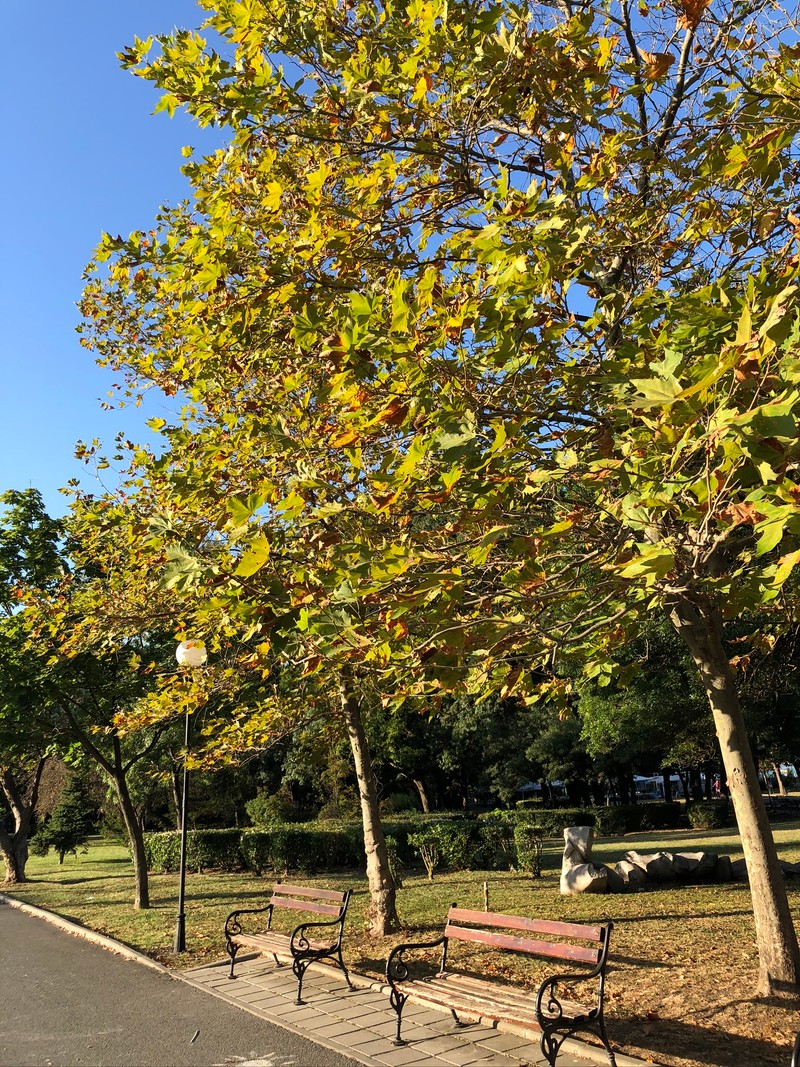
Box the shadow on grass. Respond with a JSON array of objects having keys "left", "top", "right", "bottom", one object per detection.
[{"left": 610, "top": 1012, "right": 788, "bottom": 1066}]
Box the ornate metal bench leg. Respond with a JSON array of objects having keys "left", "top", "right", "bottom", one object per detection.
[
  {"left": 389, "top": 988, "right": 407, "bottom": 1045},
  {"left": 292, "top": 957, "right": 309, "bottom": 1005},
  {"left": 597, "top": 1015, "right": 617, "bottom": 1066},
  {"left": 451, "top": 1008, "right": 467, "bottom": 1029},
  {"left": 338, "top": 947, "right": 355, "bottom": 990},
  {"left": 227, "top": 942, "right": 239, "bottom": 980},
  {"left": 540, "top": 1028, "right": 560, "bottom": 1067}
]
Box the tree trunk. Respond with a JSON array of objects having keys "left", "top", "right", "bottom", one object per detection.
[
  {"left": 113, "top": 778, "right": 150, "bottom": 909},
  {"left": 669, "top": 593, "right": 800, "bottom": 994},
  {"left": 411, "top": 777, "right": 432, "bottom": 814},
  {"left": 0, "top": 836, "right": 26, "bottom": 883},
  {"left": 0, "top": 760, "right": 46, "bottom": 884},
  {"left": 772, "top": 763, "right": 788, "bottom": 797},
  {"left": 662, "top": 770, "right": 672, "bottom": 801},
  {"left": 339, "top": 672, "right": 399, "bottom": 936},
  {"left": 108, "top": 741, "right": 150, "bottom": 910}
]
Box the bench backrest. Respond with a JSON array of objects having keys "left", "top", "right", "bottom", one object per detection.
[
  {"left": 444, "top": 907, "right": 611, "bottom": 968},
  {"left": 270, "top": 883, "right": 349, "bottom": 920}
]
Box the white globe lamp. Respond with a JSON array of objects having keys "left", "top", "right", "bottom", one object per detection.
[{"left": 176, "top": 639, "right": 208, "bottom": 668}]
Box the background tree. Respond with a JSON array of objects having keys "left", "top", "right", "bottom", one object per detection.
[{"left": 32, "top": 773, "right": 95, "bottom": 865}]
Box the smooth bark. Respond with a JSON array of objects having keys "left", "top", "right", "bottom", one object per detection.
[
  {"left": 411, "top": 777, "right": 432, "bottom": 814},
  {"left": 669, "top": 593, "right": 800, "bottom": 994},
  {"left": 339, "top": 672, "right": 399, "bottom": 936},
  {"left": 0, "top": 760, "right": 46, "bottom": 884}
]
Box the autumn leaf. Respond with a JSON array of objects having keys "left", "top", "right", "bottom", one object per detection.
[
  {"left": 330, "top": 428, "right": 360, "bottom": 448},
  {"left": 676, "top": 0, "right": 710, "bottom": 27},
  {"left": 641, "top": 51, "right": 674, "bottom": 80}
]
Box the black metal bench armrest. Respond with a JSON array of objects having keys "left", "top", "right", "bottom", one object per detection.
[
  {"left": 386, "top": 935, "right": 447, "bottom": 991},
  {"left": 225, "top": 904, "right": 273, "bottom": 939},
  {"left": 536, "top": 965, "right": 605, "bottom": 1022},
  {"left": 290, "top": 915, "right": 346, "bottom": 954}
]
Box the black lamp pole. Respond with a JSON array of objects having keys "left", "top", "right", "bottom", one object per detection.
[{"left": 174, "top": 707, "right": 191, "bottom": 953}]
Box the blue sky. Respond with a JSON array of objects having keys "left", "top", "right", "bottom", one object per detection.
[{"left": 0, "top": 1, "right": 221, "bottom": 517}]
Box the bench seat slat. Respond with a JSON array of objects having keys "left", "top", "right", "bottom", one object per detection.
[
  {"left": 393, "top": 973, "right": 593, "bottom": 1030},
  {"left": 448, "top": 908, "right": 604, "bottom": 943},
  {"left": 274, "top": 884, "right": 346, "bottom": 902},
  {"left": 230, "top": 931, "right": 334, "bottom": 954},
  {"left": 444, "top": 924, "right": 601, "bottom": 965},
  {"left": 269, "top": 896, "right": 342, "bottom": 916}
]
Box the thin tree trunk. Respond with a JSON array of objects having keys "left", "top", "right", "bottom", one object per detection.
[
  {"left": 108, "top": 737, "right": 149, "bottom": 910},
  {"left": 662, "top": 770, "right": 672, "bottom": 802},
  {"left": 669, "top": 593, "right": 800, "bottom": 994},
  {"left": 772, "top": 763, "right": 788, "bottom": 797},
  {"left": 112, "top": 774, "right": 150, "bottom": 910},
  {"left": 411, "top": 778, "right": 432, "bottom": 814},
  {"left": 339, "top": 672, "right": 399, "bottom": 936}
]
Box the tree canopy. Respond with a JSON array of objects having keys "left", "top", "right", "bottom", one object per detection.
[{"left": 77, "top": 0, "right": 800, "bottom": 987}]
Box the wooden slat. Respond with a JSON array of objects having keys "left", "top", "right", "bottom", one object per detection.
[
  {"left": 444, "top": 924, "right": 600, "bottom": 965},
  {"left": 394, "top": 973, "right": 592, "bottom": 1028},
  {"left": 274, "top": 884, "right": 346, "bottom": 903},
  {"left": 269, "top": 896, "right": 341, "bottom": 916},
  {"left": 231, "top": 931, "right": 332, "bottom": 953},
  {"left": 448, "top": 908, "right": 603, "bottom": 943}
]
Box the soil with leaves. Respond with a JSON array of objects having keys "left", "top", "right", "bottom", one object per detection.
[{"left": 7, "top": 827, "right": 800, "bottom": 1067}]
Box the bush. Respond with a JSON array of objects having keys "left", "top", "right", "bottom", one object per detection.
[
  {"left": 144, "top": 829, "right": 243, "bottom": 873},
  {"left": 245, "top": 790, "right": 302, "bottom": 826},
  {"left": 188, "top": 829, "right": 244, "bottom": 872},
  {"left": 523, "top": 808, "right": 597, "bottom": 837},
  {"left": 514, "top": 822, "right": 544, "bottom": 877},
  {"left": 144, "top": 831, "right": 182, "bottom": 873},
  {"left": 686, "top": 799, "right": 729, "bottom": 830},
  {"left": 239, "top": 826, "right": 364, "bottom": 875}
]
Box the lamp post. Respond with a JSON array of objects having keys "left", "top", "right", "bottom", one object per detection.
[{"left": 174, "top": 639, "right": 207, "bottom": 953}]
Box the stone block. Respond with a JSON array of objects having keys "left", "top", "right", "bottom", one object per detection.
[
  {"left": 560, "top": 863, "right": 609, "bottom": 895},
  {"left": 614, "top": 859, "right": 649, "bottom": 887}
]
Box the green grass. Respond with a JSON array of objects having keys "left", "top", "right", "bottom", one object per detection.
[{"left": 6, "top": 825, "right": 800, "bottom": 1066}]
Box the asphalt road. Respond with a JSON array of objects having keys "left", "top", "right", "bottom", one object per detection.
[{"left": 0, "top": 901, "right": 360, "bottom": 1067}]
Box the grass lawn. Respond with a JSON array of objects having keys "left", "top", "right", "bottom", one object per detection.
[{"left": 5, "top": 825, "right": 800, "bottom": 1067}]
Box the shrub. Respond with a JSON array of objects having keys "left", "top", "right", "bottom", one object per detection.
[
  {"left": 144, "top": 829, "right": 243, "bottom": 872},
  {"left": 144, "top": 831, "right": 182, "bottom": 873},
  {"left": 380, "top": 792, "right": 418, "bottom": 814},
  {"left": 187, "top": 829, "right": 243, "bottom": 872},
  {"left": 514, "top": 822, "right": 544, "bottom": 878},
  {"left": 686, "top": 799, "right": 729, "bottom": 830},
  {"left": 476, "top": 812, "right": 516, "bottom": 870},
  {"left": 245, "top": 790, "right": 302, "bottom": 826}
]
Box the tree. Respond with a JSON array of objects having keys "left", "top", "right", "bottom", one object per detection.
[
  {"left": 80, "top": 0, "right": 800, "bottom": 987},
  {"left": 32, "top": 774, "right": 94, "bottom": 864},
  {"left": 0, "top": 489, "right": 65, "bottom": 882}
]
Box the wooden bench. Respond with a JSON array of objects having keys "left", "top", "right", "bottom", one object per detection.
[
  {"left": 385, "top": 906, "right": 615, "bottom": 1066},
  {"left": 224, "top": 883, "right": 353, "bottom": 1004}
]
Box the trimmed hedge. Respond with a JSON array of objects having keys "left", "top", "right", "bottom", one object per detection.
[
  {"left": 144, "top": 829, "right": 243, "bottom": 873},
  {"left": 144, "top": 802, "right": 690, "bottom": 876}
]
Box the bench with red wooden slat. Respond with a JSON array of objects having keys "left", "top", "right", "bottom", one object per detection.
[
  {"left": 224, "top": 882, "right": 353, "bottom": 1004},
  {"left": 385, "top": 904, "right": 616, "bottom": 1067}
]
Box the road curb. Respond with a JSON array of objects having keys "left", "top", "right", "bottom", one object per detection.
[{"left": 0, "top": 893, "right": 170, "bottom": 976}]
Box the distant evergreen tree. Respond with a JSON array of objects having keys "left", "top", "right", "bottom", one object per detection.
[{"left": 32, "top": 776, "right": 94, "bottom": 864}]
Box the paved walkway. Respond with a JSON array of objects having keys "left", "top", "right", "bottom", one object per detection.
[{"left": 181, "top": 956, "right": 646, "bottom": 1067}]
